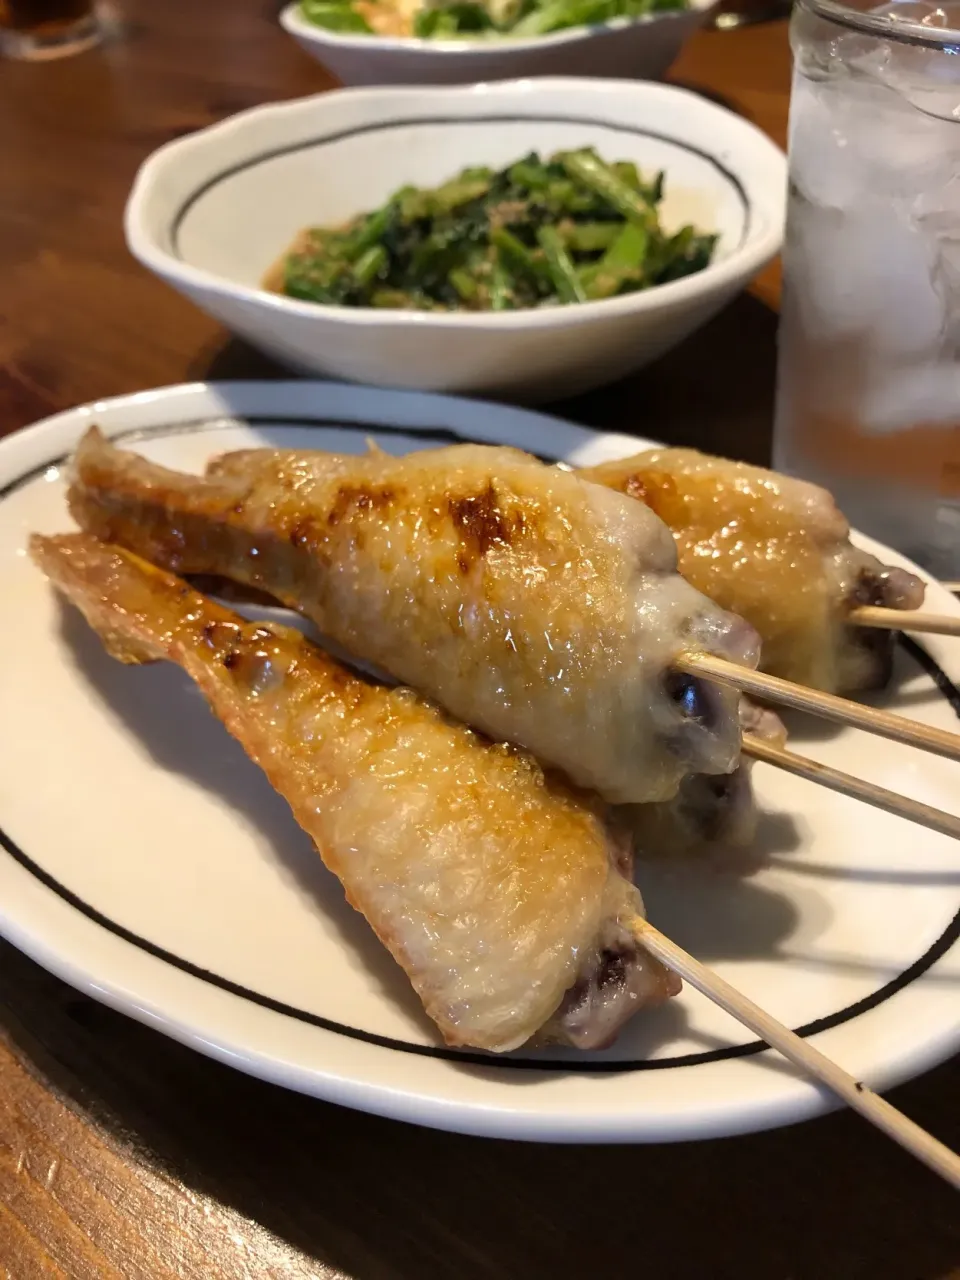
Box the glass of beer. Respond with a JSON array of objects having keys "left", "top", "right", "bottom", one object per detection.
[{"left": 0, "top": 0, "right": 103, "bottom": 59}]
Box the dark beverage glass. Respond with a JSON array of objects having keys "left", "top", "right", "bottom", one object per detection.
[{"left": 0, "top": 0, "right": 103, "bottom": 59}]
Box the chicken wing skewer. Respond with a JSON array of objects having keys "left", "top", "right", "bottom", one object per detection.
[
  {"left": 31, "top": 532, "right": 681, "bottom": 1053},
  {"left": 579, "top": 448, "right": 927, "bottom": 693},
  {"left": 188, "top": 443, "right": 960, "bottom": 768},
  {"left": 35, "top": 540, "right": 960, "bottom": 1186},
  {"left": 67, "top": 428, "right": 760, "bottom": 807},
  {"left": 70, "top": 430, "right": 960, "bottom": 783}
]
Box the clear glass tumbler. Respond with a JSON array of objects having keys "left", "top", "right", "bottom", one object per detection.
[{"left": 775, "top": 0, "right": 960, "bottom": 578}]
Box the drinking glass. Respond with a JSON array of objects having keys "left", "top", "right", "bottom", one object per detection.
[{"left": 775, "top": 0, "right": 960, "bottom": 577}]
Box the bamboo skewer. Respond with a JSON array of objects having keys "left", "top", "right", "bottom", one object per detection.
[
  {"left": 943, "top": 581, "right": 960, "bottom": 595},
  {"left": 678, "top": 652, "right": 960, "bottom": 765},
  {"left": 742, "top": 734, "right": 960, "bottom": 841},
  {"left": 849, "top": 606, "right": 960, "bottom": 638},
  {"left": 631, "top": 918, "right": 960, "bottom": 1191}
]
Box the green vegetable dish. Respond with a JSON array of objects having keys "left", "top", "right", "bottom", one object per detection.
[
  {"left": 270, "top": 149, "right": 719, "bottom": 313},
  {"left": 299, "top": 0, "right": 687, "bottom": 41}
]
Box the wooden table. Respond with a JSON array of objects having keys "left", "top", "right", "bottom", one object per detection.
[{"left": 1, "top": 6, "right": 958, "bottom": 1277}]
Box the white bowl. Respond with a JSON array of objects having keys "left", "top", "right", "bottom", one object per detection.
[
  {"left": 279, "top": 0, "right": 713, "bottom": 86},
  {"left": 125, "top": 78, "right": 786, "bottom": 401}
]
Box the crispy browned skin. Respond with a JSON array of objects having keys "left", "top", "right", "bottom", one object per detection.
[
  {"left": 68, "top": 429, "right": 760, "bottom": 806},
  {"left": 31, "top": 533, "right": 679, "bottom": 1053},
  {"left": 581, "top": 449, "right": 925, "bottom": 693}
]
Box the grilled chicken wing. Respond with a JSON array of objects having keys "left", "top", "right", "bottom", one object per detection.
[
  {"left": 581, "top": 449, "right": 925, "bottom": 694},
  {"left": 68, "top": 429, "right": 759, "bottom": 806},
  {"left": 31, "top": 533, "right": 679, "bottom": 1052}
]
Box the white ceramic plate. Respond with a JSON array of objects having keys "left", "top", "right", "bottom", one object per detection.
[{"left": 1, "top": 381, "right": 958, "bottom": 1143}]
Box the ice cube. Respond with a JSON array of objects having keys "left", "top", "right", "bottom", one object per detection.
[
  {"left": 787, "top": 74, "right": 877, "bottom": 210},
  {"left": 786, "top": 198, "right": 946, "bottom": 356},
  {"left": 789, "top": 66, "right": 959, "bottom": 214}
]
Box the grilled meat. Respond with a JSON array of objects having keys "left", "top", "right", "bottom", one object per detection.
[{"left": 31, "top": 532, "right": 679, "bottom": 1053}]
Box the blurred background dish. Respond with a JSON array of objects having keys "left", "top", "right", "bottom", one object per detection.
[
  {"left": 0, "top": 0, "right": 104, "bottom": 58},
  {"left": 294, "top": 0, "right": 692, "bottom": 41},
  {"left": 125, "top": 77, "right": 786, "bottom": 400},
  {"left": 279, "top": 0, "right": 713, "bottom": 84}
]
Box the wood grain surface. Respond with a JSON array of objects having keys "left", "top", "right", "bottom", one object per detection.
[{"left": 1, "top": 5, "right": 957, "bottom": 1277}]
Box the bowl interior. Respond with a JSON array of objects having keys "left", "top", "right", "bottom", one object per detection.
[{"left": 171, "top": 116, "right": 750, "bottom": 292}]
